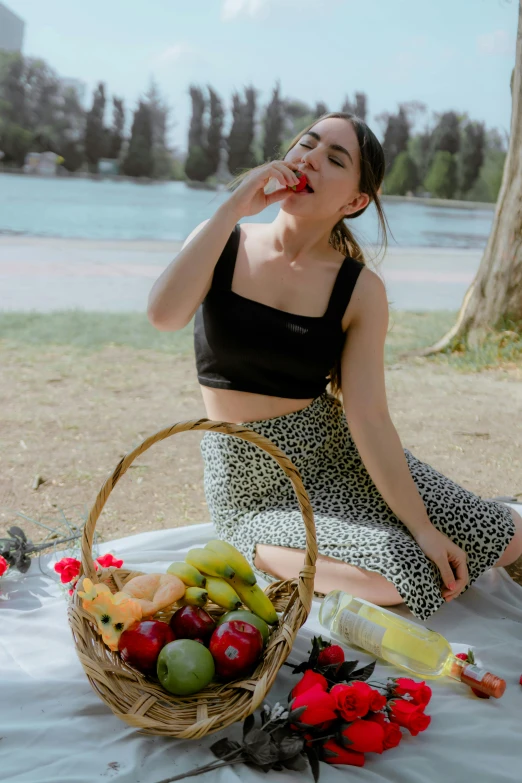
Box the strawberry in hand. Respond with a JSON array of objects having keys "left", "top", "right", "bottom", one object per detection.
[{"left": 287, "top": 171, "right": 309, "bottom": 192}]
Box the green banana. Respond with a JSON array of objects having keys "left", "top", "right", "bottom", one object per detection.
[
  {"left": 179, "top": 586, "right": 208, "bottom": 607},
  {"left": 227, "top": 576, "right": 278, "bottom": 625},
  {"left": 185, "top": 548, "right": 235, "bottom": 580},
  {"left": 205, "top": 539, "right": 257, "bottom": 586},
  {"left": 204, "top": 575, "right": 242, "bottom": 611},
  {"left": 167, "top": 561, "right": 206, "bottom": 588}
]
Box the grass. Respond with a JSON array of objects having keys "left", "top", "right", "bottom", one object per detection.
[{"left": 0, "top": 310, "right": 520, "bottom": 372}]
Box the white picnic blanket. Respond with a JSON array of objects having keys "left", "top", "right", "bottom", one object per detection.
[{"left": 2, "top": 508, "right": 522, "bottom": 783}]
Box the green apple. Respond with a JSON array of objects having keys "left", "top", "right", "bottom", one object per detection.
[
  {"left": 217, "top": 610, "right": 270, "bottom": 646},
  {"left": 157, "top": 639, "right": 215, "bottom": 695}
]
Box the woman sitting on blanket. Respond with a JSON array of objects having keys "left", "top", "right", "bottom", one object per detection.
[{"left": 148, "top": 112, "right": 522, "bottom": 621}]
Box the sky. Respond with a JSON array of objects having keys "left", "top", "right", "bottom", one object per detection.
[{"left": 4, "top": 0, "right": 519, "bottom": 153}]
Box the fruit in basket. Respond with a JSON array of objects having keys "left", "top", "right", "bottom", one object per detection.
[
  {"left": 226, "top": 575, "right": 279, "bottom": 625},
  {"left": 204, "top": 540, "right": 257, "bottom": 586},
  {"left": 169, "top": 605, "right": 216, "bottom": 643},
  {"left": 185, "top": 548, "right": 235, "bottom": 580},
  {"left": 167, "top": 561, "right": 206, "bottom": 588},
  {"left": 157, "top": 639, "right": 215, "bottom": 695},
  {"left": 217, "top": 610, "right": 270, "bottom": 646},
  {"left": 121, "top": 573, "right": 185, "bottom": 617},
  {"left": 204, "top": 575, "right": 242, "bottom": 611},
  {"left": 209, "top": 620, "right": 263, "bottom": 680},
  {"left": 77, "top": 577, "right": 143, "bottom": 651},
  {"left": 118, "top": 620, "right": 175, "bottom": 674},
  {"left": 178, "top": 586, "right": 208, "bottom": 607}
]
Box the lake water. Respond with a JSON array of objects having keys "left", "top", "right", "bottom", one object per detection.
[{"left": 0, "top": 173, "right": 494, "bottom": 249}]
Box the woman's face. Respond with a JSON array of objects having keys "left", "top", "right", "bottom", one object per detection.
[{"left": 282, "top": 116, "right": 370, "bottom": 221}]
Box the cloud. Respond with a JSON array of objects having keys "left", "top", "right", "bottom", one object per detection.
[
  {"left": 477, "top": 29, "right": 513, "bottom": 57},
  {"left": 221, "top": 0, "right": 266, "bottom": 20},
  {"left": 221, "top": 0, "right": 341, "bottom": 21},
  {"left": 153, "top": 43, "right": 202, "bottom": 66}
]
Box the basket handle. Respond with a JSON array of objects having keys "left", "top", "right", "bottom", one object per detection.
[{"left": 80, "top": 419, "right": 318, "bottom": 615}]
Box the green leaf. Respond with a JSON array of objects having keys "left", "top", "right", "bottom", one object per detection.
[
  {"left": 209, "top": 737, "right": 241, "bottom": 759},
  {"left": 305, "top": 746, "right": 321, "bottom": 783},
  {"left": 349, "top": 661, "right": 376, "bottom": 681},
  {"left": 243, "top": 713, "right": 255, "bottom": 739}
]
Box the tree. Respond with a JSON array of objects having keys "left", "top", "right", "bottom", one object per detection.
[
  {"left": 342, "top": 92, "right": 367, "bottom": 121},
  {"left": 457, "top": 120, "right": 485, "bottom": 197},
  {"left": 185, "top": 85, "right": 211, "bottom": 181},
  {"left": 262, "top": 81, "right": 285, "bottom": 161},
  {"left": 424, "top": 150, "right": 458, "bottom": 199},
  {"left": 228, "top": 86, "right": 257, "bottom": 175},
  {"left": 385, "top": 151, "right": 419, "bottom": 195},
  {"left": 427, "top": 111, "right": 461, "bottom": 176},
  {"left": 409, "top": 2, "right": 522, "bottom": 356},
  {"left": 206, "top": 86, "right": 225, "bottom": 176},
  {"left": 122, "top": 101, "right": 153, "bottom": 178},
  {"left": 314, "top": 101, "right": 328, "bottom": 118},
  {"left": 107, "top": 96, "right": 124, "bottom": 160},
  {"left": 85, "top": 82, "right": 106, "bottom": 171},
  {"left": 378, "top": 105, "right": 410, "bottom": 173}
]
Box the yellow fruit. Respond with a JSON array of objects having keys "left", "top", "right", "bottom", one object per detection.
[
  {"left": 227, "top": 576, "right": 278, "bottom": 625},
  {"left": 185, "top": 548, "right": 235, "bottom": 580},
  {"left": 167, "top": 561, "right": 206, "bottom": 588},
  {"left": 179, "top": 586, "right": 208, "bottom": 607},
  {"left": 204, "top": 575, "right": 242, "bottom": 611},
  {"left": 205, "top": 539, "right": 256, "bottom": 586}
]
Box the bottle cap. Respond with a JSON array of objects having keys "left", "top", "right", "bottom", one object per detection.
[{"left": 460, "top": 663, "right": 506, "bottom": 699}]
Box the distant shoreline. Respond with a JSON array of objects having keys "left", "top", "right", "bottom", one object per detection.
[{"left": 0, "top": 169, "right": 496, "bottom": 212}]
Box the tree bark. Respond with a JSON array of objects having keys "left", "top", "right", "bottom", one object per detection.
[{"left": 408, "top": 1, "right": 522, "bottom": 356}]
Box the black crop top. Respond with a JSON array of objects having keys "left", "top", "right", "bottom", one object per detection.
[{"left": 194, "top": 224, "right": 364, "bottom": 399}]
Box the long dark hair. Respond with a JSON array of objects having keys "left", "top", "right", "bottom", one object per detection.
[{"left": 228, "top": 112, "right": 391, "bottom": 401}]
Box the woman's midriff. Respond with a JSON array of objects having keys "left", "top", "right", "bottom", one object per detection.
[{"left": 199, "top": 385, "right": 315, "bottom": 424}]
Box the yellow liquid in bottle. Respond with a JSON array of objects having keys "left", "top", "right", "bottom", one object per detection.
[{"left": 318, "top": 590, "right": 455, "bottom": 680}]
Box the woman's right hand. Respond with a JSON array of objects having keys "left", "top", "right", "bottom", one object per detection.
[{"left": 227, "top": 161, "right": 302, "bottom": 218}]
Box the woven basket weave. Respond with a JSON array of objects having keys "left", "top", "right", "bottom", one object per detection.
[{"left": 68, "top": 419, "right": 318, "bottom": 739}]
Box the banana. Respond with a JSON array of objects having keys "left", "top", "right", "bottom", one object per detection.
[
  {"left": 185, "top": 548, "right": 235, "bottom": 580},
  {"left": 204, "top": 575, "right": 242, "bottom": 611},
  {"left": 167, "top": 561, "right": 206, "bottom": 588},
  {"left": 204, "top": 539, "right": 257, "bottom": 586},
  {"left": 178, "top": 586, "right": 208, "bottom": 607},
  {"left": 227, "top": 576, "right": 278, "bottom": 625}
]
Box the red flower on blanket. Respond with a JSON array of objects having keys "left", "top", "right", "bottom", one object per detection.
[
  {"left": 330, "top": 681, "right": 373, "bottom": 720},
  {"left": 0, "top": 555, "right": 9, "bottom": 576},
  {"left": 290, "top": 669, "right": 329, "bottom": 700},
  {"left": 54, "top": 556, "right": 81, "bottom": 584},
  {"left": 338, "top": 718, "right": 385, "bottom": 753},
  {"left": 289, "top": 683, "right": 338, "bottom": 729},
  {"left": 392, "top": 677, "right": 432, "bottom": 707},
  {"left": 389, "top": 699, "right": 431, "bottom": 736},
  {"left": 96, "top": 553, "right": 124, "bottom": 569}
]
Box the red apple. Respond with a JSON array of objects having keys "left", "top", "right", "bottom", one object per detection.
[
  {"left": 209, "top": 620, "right": 263, "bottom": 680},
  {"left": 118, "top": 620, "right": 175, "bottom": 674},
  {"left": 169, "top": 605, "right": 216, "bottom": 643}
]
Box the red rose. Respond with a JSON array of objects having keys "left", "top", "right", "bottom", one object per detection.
[
  {"left": 0, "top": 555, "right": 9, "bottom": 577},
  {"left": 290, "top": 683, "right": 338, "bottom": 728},
  {"left": 54, "top": 557, "right": 81, "bottom": 584},
  {"left": 393, "top": 677, "right": 432, "bottom": 707},
  {"left": 365, "top": 712, "right": 403, "bottom": 750},
  {"left": 96, "top": 553, "right": 123, "bottom": 568},
  {"left": 369, "top": 689, "right": 387, "bottom": 712},
  {"left": 339, "top": 719, "right": 384, "bottom": 754},
  {"left": 331, "top": 681, "right": 372, "bottom": 721},
  {"left": 323, "top": 739, "right": 365, "bottom": 767},
  {"left": 389, "top": 699, "right": 431, "bottom": 736},
  {"left": 291, "top": 669, "right": 329, "bottom": 700}
]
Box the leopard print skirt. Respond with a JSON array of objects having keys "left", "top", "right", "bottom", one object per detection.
[{"left": 199, "top": 390, "right": 515, "bottom": 620}]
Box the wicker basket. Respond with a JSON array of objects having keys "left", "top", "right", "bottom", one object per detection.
[{"left": 68, "top": 419, "right": 318, "bottom": 739}]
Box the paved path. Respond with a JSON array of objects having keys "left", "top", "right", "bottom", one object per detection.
[{"left": 0, "top": 236, "right": 482, "bottom": 312}]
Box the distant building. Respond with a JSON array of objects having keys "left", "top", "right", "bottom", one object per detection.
[{"left": 0, "top": 2, "right": 25, "bottom": 52}]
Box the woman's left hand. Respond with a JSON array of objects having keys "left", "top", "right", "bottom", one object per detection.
[{"left": 412, "top": 526, "right": 469, "bottom": 601}]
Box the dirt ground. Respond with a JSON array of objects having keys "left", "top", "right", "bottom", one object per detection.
[{"left": 2, "top": 344, "right": 521, "bottom": 555}]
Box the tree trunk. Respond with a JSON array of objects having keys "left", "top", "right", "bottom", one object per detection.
[{"left": 409, "top": 1, "right": 522, "bottom": 356}]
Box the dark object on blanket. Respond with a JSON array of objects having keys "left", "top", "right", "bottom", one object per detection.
[{"left": 0, "top": 525, "right": 82, "bottom": 575}]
